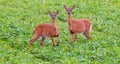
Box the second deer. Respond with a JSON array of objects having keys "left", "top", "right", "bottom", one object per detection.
[
  {"left": 64, "top": 5, "right": 92, "bottom": 44},
  {"left": 29, "top": 11, "right": 60, "bottom": 47}
]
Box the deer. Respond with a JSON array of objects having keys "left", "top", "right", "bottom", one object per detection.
[
  {"left": 29, "top": 11, "right": 60, "bottom": 47},
  {"left": 64, "top": 5, "right": 92, "bottom": 44}
]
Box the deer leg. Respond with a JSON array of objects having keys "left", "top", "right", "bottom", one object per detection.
[
  {"left": 29, "top": 34, "right": 40, "bottom": 48},
  {"left": 86, "top": 29, "right": 91, "bottom": 40},
  {"left": 56, "top": 35, "right": 60, "bottom": 46},
  {"left": 85, "top": 24, "right": 92, "bottom": 40},
  {"left": 83, "top": 32, "right": 91, "bottom": 40},
  {"left": 40, "top": 36, "right": 46, "bottom": 47},
  {"left": 74, "top": 33, "right": 77, "bottom": 42},
  {"left": 70, "top": 33, "right": 73, "bottom": 44},
  {"left": 51, "top": 37, "right": 55, "bottom": 47}
]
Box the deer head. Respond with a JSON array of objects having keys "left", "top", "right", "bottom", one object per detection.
[
  {"left": 48, "top": 11, "right": 59, "bottom": 20},
  {"left": 64, "top": 5, "right": 75, "bottom": 14}
]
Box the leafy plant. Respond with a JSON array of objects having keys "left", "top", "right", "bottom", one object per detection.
[{"left": 0, "top": 0, "right": 120, "bottom": 64}]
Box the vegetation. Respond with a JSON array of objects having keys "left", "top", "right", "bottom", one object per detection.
[{"left": 0, "top": 0, "right": 120, "bottom": 64}]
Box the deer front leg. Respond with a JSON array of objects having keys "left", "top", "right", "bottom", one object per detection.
[
  {"left": 74, "top": 33, "right": 77, "bottom": 42},
  {"left": 51, "top": 37, "right": 55, "bottom": 47},
  {"left": 70, "top": 33, "right": 73, "bottom": 44},
  {"left": 56, "top": 35, "right": 60, "bottom": 46}
]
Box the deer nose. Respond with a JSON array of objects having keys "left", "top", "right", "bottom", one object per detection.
[
  {"left": 67, "top": 11, "right": 71, "bottom": 14},
  {"left": 67, "top": 12, "right": 70, "bottom": 14},
  {"left": 52, "top": 17, "right": 55, "bottom": 19}
]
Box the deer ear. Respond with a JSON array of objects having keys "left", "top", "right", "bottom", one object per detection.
[
  {"left": 64, "top": 5, "right": 67, "bottom": 9},
  {"left": 71, "top": 5, "right": 75, "bottom": 10},
  {"left": 55, "top": 10, "right": 59, "bottom": 15},
  {"left": 48, "top": 11, "right": 51, "bottom": 15}
]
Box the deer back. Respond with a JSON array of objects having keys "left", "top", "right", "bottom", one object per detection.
[{"left": 69, "top": 19, "right": 91, "bottom": 33}]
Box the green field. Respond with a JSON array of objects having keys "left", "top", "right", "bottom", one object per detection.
[{"left": 0, "top": 0, "right": 120, "bottom": 64}]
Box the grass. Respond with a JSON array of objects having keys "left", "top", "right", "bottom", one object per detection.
[{"left": 0, "top": 0, "right": 120, "bottom": 64}]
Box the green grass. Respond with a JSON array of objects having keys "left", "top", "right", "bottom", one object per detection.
[{"left": 0, "top": 0, "right": 120, "bottom": 64}]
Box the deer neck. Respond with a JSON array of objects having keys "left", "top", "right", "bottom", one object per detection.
[
  {"left": 68, "top": 14, "right": 73, "bottom": 26},
  {"left": 52, "top": 19, "right": 57, "bottom": 27}
]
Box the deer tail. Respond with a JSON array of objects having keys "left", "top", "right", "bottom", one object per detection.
[{"left": 89, "top": 23, "right": 92, "bottom": 32}]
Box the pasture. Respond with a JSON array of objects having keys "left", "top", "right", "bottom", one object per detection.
[{"left": 0, "top": 0, "right": 120, "bottom": 64}]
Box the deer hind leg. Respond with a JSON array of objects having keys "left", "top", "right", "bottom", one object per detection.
[
  {"left": 51, "top": 37, "right": 55, "bottom": 47},
  {"left": 29, "top": 34, "right": 40, "bottom": 48},
  {"left": 83, "top": 31, "right": 91, "bottom": 40},
  {"left": 40, "top": 36, "right": 46, "bottom": 47},
  {"left": 56, "top": 35, "right": 60, "bottom": 46}
]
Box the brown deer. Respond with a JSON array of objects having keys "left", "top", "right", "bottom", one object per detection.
[
  {"left": 29, "top": 11, "right": 60, "bottom": 47},
  {"left": 64, "top": 5, "right": 92, "bottom": 44}
]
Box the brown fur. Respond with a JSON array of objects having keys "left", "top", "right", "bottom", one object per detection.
[
  {"left": 64, "top": 5, "right": 92, "bottom": 43},
  {"left": 29, "top": 11, "right": 60, "bottom": 47}
]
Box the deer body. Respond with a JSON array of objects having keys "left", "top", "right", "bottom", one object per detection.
[
  {"left": 69, "top": 19, "right": 91, "bottom": 34},
  {"left": 29, "top": 11, "right": 60, "bottom": 47},
  {"left": 34, "top": 23, "right": 59, "bottom": 37},
  {"left": 64, "top": 5, "right": 92, "bottom": 43}
]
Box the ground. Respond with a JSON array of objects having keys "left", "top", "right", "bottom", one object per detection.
[{"left": 0, "top": 0, "right": 120, "bottom": 64}]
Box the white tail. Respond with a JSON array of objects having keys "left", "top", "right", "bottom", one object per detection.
[{"left": 89, "top": 24, "right": 92, "bottom": 32}]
